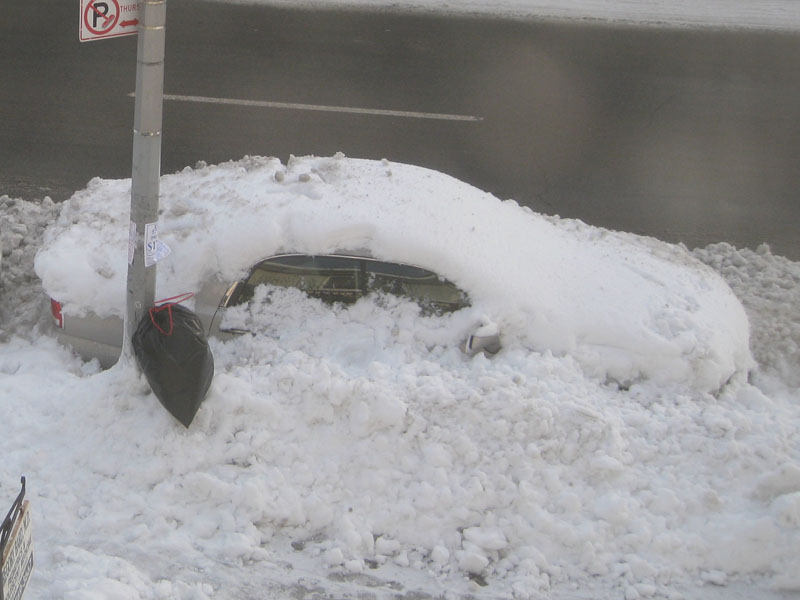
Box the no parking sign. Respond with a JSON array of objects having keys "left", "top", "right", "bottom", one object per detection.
[{"left": 79, "top": 0, "right": 140, "bottom": 42}]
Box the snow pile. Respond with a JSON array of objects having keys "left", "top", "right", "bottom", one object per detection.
[
  {"left": 2, "top": 158, "right": 799, "bottom": 599},
  {"left": 694, "top": 243, "right": 800, "bottom": 391},
  {"left": 0, "top": 195, "right": 60, "bottom": 336},
  {"left": 35, "top": 154, "right": 752, "bottom": 393}
]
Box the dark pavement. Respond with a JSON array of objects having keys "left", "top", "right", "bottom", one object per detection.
[{"left": 2, "top": 2, "right": 799, "bottom": 258}]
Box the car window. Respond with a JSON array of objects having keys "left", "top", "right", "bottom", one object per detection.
[
  {"left": 229, "top": 255, "right": 362, "bottom": 306},
  {"left": 227, "top": 254, "right": 468, "bottom": 313},
  {"left": 365, "top": 260, "right": 468, "bottom": 314}
]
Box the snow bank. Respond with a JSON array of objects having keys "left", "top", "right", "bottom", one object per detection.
[
  {"left": 3, "top": 170, "right": 800, "bottom": 599},
  {"left": 35, "top": 155, "right": 751, "bottom": 392},
  {"left": 0, "top": 195, "right": 60, "bottom": 334},
  {"left": 694, "top": 243, "right": 800, "bottom": 390}
]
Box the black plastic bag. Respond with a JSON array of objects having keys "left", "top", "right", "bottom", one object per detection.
[{"left": 132, "top": 295, "right": 214, "bottom": 427}]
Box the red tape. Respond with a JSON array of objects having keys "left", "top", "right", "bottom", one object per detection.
[{"left": 149, "top": 292, "right": 194, "bottom": 336}]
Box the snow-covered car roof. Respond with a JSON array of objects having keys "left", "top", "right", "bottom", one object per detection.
[{"left": 35, "top": 154, "right": 752, "bottom": 392}]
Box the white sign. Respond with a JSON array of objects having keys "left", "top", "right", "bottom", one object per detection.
[
  {"left": 79, "top": 0, "right": 139, "bottom": 42},
  {"left": 144, "top": 222, "right": 172, "bottom": 268},
  {"left": 1, "top": 502, "right": 33, "bottom": 600}
]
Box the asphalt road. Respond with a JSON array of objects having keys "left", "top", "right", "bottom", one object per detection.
[{"left": 2, "top": 2, "right": 799, "bottom": 258}]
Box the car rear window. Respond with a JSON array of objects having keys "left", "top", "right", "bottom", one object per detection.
[
  {"left": 228, "top": 254, "right": 468, "bottom": 313},
  {"left": 365, "top": 261, "right": 467, "bottom": 314}
]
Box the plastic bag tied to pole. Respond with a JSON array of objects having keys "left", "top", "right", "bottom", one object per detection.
[{"left": 132, "top": 293, "right": 214, "bottom": 427}]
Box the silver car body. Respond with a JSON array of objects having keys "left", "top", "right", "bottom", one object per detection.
[
  {"left": 50, "top": 253, "right": 500, "bottom": 368},
  {"left": 51, "top": 276, "right": 231, "bottom": 368}
]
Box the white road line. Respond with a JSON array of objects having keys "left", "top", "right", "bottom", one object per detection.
[{"left": 128, "top": 92, "right": 482, "bottom": 122}]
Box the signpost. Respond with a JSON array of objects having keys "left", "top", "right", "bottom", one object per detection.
[
  {"left": 124, "top": 0, "right": 167, "bottom": 358},
  {"left": 1, "top": 478, "right": 33, "bottom": 600},
  {"left": 78, "top": 0, "right": 167, "bottom": 359},
  {"left": 79, "top": 0, "right": 140, "bottom": 42}
]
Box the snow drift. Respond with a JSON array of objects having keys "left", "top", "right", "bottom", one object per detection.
[
  {"left": 3, "top": 159, "right": 799, "bottom": 599},
  {"left": 35, "top": 154, "right": 752, "bottom": 392}
]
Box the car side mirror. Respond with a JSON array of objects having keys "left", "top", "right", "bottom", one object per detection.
[{"left": 463, "top": 321, "right": 501, "bottom": 356}]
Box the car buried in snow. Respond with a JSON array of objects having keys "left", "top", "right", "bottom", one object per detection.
[
  {"left": 47, "top": 251, "right": 501, "bottom": 368},
  {"left": 35, "top": 154, "right": 752, "bottom": 393}
]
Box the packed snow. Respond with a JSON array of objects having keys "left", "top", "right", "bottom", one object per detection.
[
  {"left": 34, "top": 155, "right": 752, "bottom": 393},
  {"left": 2, "top": 154, "right": 800, "bottom": 600}
]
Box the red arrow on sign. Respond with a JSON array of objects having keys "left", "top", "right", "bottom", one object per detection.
[{"left": 120, "top": 19, "right": 139, "bottom": 27}]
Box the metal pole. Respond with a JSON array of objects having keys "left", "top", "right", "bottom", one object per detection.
[{"left": 122, "top": 0, "right": 166, "bottom": 360}]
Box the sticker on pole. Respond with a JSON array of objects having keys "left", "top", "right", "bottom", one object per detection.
[
  {"left": 79, "top": 0, "right": 139, "bottom": 42},
  {"left": 144, "top": 222, "right": 171, "bottom": 268}
]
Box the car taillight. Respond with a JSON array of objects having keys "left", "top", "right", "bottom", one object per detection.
[{"left": 50, "top": 299, "right": 64, "bottom": 328}]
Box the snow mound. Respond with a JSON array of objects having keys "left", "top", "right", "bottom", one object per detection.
[
  {"left": 35, "top": 154, "right": 752, "bottom": 391},
  {"left": 694, "top": 243, "right": 800, "bottom": 390}
]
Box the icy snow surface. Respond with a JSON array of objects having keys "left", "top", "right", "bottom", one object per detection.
[{"left": 2, "top": 155, "right": 800, "bottom": 600}]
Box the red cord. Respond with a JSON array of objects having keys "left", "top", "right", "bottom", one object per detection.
[{"left": 149, "top": 292, "right": 194, "bottom": 336}]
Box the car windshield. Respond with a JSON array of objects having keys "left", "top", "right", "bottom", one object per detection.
[{"left": 228, "top": 254, "right": 468, "bottom": 313}]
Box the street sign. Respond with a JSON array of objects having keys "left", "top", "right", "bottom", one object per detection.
[
  {"left": 79, "top": 0, "right": 139, "bottom": 42},
  {"left": 1, "top": 479, "right": 33, "bottom": 600}
]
